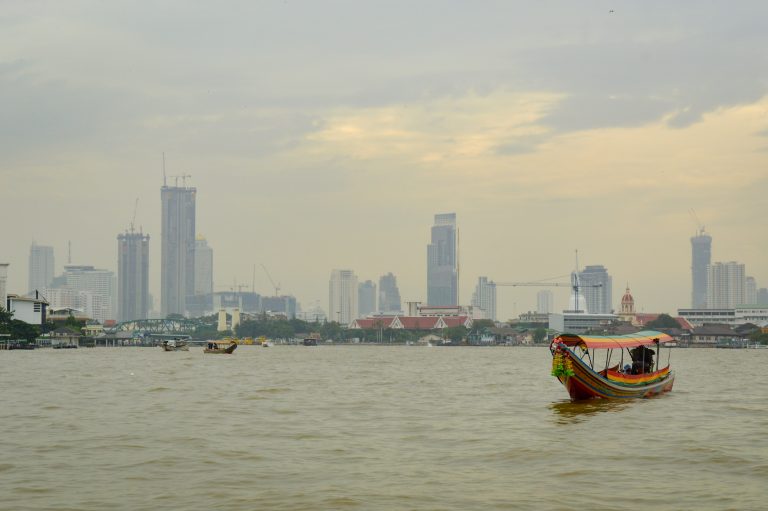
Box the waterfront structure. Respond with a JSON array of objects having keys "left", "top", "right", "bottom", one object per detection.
[
  {"left": 706, "top": 261, "right": 745, "bottom": 309},
  {"left": 677, "top": 306, "right": 768, "bottom": 327},
  {"left": 536, "top": 290, "right": 553, "bottom": 314},
  {"left": 358, "top": 280, "right": 377, "bottom": 317},
  {"left": 161, "top": 182, "right": 196, "bottom": 317},
  {"left": 28, "top": 243, "right": 55, "bottom": 294},
  {"left": 548, "top": 312, "right": 617, "bottom": 334},
  {"left": 117, "top": 230, "right": 150, "bottom": 322},
  {"left": 471, "top": 276, "right": 497, "bottom": 320},
  {"left": 378, "top": 273, "right": 401, "bottom": 314},
  {"left": 427, "top": 213, "right": 457, "bottom": 306},
  {"left": 329, "top": 269, "right": 358, "bottom": 324},
  {"left": 578, "top": 265, "right": 613, "bottom": 314},
  {"left": 691, "top": 229, "right": 712, "bottom": 308},
  {"left": 193, "top": 236, "right": 213, "bottom": 297},
  {"left": 0, "top": 263, "right": 8, "bottom": 311}
]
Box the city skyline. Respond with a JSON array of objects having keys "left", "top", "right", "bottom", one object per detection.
[{"left": 2, "top": 3, "right": 767, "bottom": 319}]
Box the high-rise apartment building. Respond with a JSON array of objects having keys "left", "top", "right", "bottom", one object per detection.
[
  {"left": 471, "top": 276, "right": 497, "bottom": 320},
  {"left": 537, "top": 290, "right": 554, "bottom": 314},
  {"left": 0, "top": 263, "right": 8, "bottom": 311},
  {"left": 329, "top": 269, "right": 358, "bottom": 324},
  {"left": 58, "top": 265, "right": 116, "bottom": 322},
  {"left": 706, "top": 261, "right": 745, "bottom": 309},
  {"left": 358, "top": 280, "right": 377, "bottom": 317},
  {"left": 194, "top": 236, "right": 213, "bottom": 297},
  {"left": 691, "top": 230, "right": 712, "bottom": 308},
  {"left": 378, "top": 273, "right": 402, "bottom": 314},
  {"left": 578, "top": 265, "right": 613, "bottom": 314},
  {"left": 28, "top": 243, "right": 54, "bottom": 294},
  {"left": 745, "top": 276, "right": 757, "bottom": 305},
  {"left": 161, "top": 182, "right": 196, "bottom": 316},
  {"left": 117, "top": 230, "right": 149, "bottom": 322},
  {"left": 757, "top": 288, "right": 768, "bottom": 306},
  {"left": 427, "top": 213, "right": 457, "bottom": 306}
]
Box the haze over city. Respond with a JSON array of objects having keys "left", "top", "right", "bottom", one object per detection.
[{"left": 2, "top": 1, "right": 767, "bottom": 319}]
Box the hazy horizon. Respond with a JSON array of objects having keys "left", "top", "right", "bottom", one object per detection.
[{"left": 2, "top": 1, "right": 767, "bottom": 319}]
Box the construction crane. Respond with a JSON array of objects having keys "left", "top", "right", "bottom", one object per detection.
[
  {"left": 260, "top": 264, "right": 280, "bottom": 296},
  {"left": 689, "top": 208, "right": 706, "bottom": 236},
  {"left": 129, "top": 198, "right": 139, "bottom": 232}
]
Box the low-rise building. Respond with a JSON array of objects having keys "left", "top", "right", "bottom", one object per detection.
[{"left": 6, "top": 294, "right": 48, "bottom": 324}]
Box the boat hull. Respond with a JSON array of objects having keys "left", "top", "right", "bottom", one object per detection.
[
  {"left": 553, "top": 346, "right": 674, "bottom": 401},
  {"left": 204, "top": 343, "right": 237, "bottom": 354}
]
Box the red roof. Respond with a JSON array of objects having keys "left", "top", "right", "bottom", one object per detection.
[
  {"left": 398, "top": 317, "right": 440, "bottom": 330},
  {"left": 442, "top": 316, "right": 470, "bottom": 328}
]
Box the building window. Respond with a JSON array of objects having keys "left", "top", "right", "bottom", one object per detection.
[{"left": 34, "top": 303, "right": 41, "bottom": 312}]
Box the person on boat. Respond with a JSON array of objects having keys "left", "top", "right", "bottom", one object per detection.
[{"left": 630, "top": 345, "right": 654, "bottom": 374}]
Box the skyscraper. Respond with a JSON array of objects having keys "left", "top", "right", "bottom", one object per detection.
[
  {"left": 578, "top": 265, "right": 613, "bottom": 314},
  {"left": 427, "top": 213, "right": 457, "bottom": 306},
  {"left": 471, "top": 276, "right": 497, "bottom": 320},
  {"left": 691, "top": 229, "right": 712, "bottom": 308},
  {"left": 537, "top": 290, "right": 554, "bottom": 314},
  {"left": 194, "top": 236, "right": 213, "bottom": 297},
  {"left": 329, "top": 269, "right": 358, "bottom": 324},
  {"left": 161, "top": 182, "right": 196, "bottom": 317},
  {"left": 378, "top": 273, "right": 401, "bottom": 314},
  {"left": 117, "top": 230, "right": 149, "bottom": 322},
  {"left": 28, "top": 243, "right": 54, "bottom": 294},
  {"left": 358, "top": 280, "right": 376, "bottom": 317},
  {"left": 706, "top": 261, "right": 745, "bottom": 308},
  {"left": 745, "top": 276, "right": 757, "bottom": 305},
  {"left": 0, "top": 263, "right": 8, "bottom": 311}
]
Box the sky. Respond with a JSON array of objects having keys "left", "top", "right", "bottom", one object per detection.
[{"left": 1, "top": 1, "right": 767, "bottom": 320}]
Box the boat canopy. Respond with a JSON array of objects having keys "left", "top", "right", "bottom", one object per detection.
[{"left": 554, "top": 330, "right": 674, "bottom": 349}]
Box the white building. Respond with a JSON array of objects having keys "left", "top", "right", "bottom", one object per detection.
[
  {"left": 678, "top": 306, "right": 768, "bottom": 328},
  {"left": 329, "top": 269, "right": 358, "bottom": 324},
  {"left": 194, "top": 236, "right": 213, "bottom": 297},
  {"left": 706, "top": 261, "right": 745, "bottom": 309},
  {"left": 6, "top": 294, "right": 48, "bottom": 324},
  {"left": 471, "top": 276, "right": 497, "bottom": 321},
  {"left": 47, "top": 265, "right": 116, "bottom": 323},
  {"left": 537, "top": 290, "right": 554, "bottom": 314},
  {"left": 548, "top": 312, "right": 617, "bottom": 334},
  {"left": 28, "top": 243, "right": 55, "bottom": 294}
]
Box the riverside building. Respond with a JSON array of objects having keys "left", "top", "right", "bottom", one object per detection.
[{"left": 706, "top": 261, "right": 745, "bottom": 309}]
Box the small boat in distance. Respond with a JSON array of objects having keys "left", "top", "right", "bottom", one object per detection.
[
  {"left": 303, "top": 333, "right": 320, "bottom": 346},
  {"left": 161, "top": 339, "right": 189, "bottom": 352},
  {"left": 204, "top": 340, "right": 238, "bottom": 354},
  {"left": 550, "top": 330, "right": 675, "bottom": 401}
]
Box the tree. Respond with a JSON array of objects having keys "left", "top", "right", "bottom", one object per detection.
[
  {"left": 470, "top": 319, "right": 495, "bottom": 332},
  {"left": 442, "top": 326, "right": 468, "bottom": 343},
  {"left": 645, "top": 314, "right": 680, "bottom": 329},
  {"left": 533, "top": 327, "right": 547, "bottom": 343}
]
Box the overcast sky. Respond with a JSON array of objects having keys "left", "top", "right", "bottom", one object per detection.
[{"left": 2, "top": 1, "right": 767, "bottom": 319}]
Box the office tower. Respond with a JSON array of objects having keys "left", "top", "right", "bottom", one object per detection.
[
  {"left": 471, "top": 276, "right": 497, "bottom": 320},
  {"left": 691, "top": 229, "right": 712, "bottom": 308},
  {"left": 378, "top": 272, "right": 402, "bottom": 314},
  {"left": 745, "top": 276, "right": 757, "bottom": 305},
  {"left": 757, "top": 288, "right": 768, "bottom": 305},
  {"left": 706, "top": 261, "right": 745, "bottom": 308},
  {"left": 28, "top": 243, "right": 54, "bottom": 294},
  {"left": 0, "top": 263, "right": 8, "bottom": 310},
  {"left": 537, "top": 290, "right": 554, "bottom": 314},
  {"left": 194, "top": 236, "right": 213, "bottom": 296},
  {"left": 161, "top": 181, "right": 196, "bottom": 316},
  {"left": 578, "top": 265, "right": 613, "bottom": 314},
  {"left": 62, "top": 265, "right": 116, "bottom": 322},
  {"left": 427, "top": 213, "right": 457, "bottom": 306},
  {"left": 329, "top": 269, "right": 358, "bottom": 324},
  {"left": 117, "top": 230, "right": 150, "bottom": 322},
  {"left": 358, "top": 280, "right": 377, "bottom": 317}
]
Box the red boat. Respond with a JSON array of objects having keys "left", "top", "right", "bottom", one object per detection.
[{"left": 550, "top": 330, "right": 676, "bottom": 401}]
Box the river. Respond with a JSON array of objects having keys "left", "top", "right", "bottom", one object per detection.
[{"left": 1, "top": 346, "right": 766, "bottom": 510}]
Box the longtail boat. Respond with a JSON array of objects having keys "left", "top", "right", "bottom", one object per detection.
[
  {"left": 550, "top": 330, "right": 675, "bottom": 401},
  {"left": 204, "top": 340, "right": 238, "bottom": 354}
]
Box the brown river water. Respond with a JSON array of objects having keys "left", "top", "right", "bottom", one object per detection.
[{"left": 1, "top": 346, "right": 766, "bottom": 510}]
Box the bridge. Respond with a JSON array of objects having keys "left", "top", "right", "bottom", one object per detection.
[{"left": 108, "top": 318, "right": 200, "bottom": 335}]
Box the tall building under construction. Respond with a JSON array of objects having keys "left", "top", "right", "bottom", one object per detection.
[{"left": 161, "top": 181, "right": 196, "bottom": 317}]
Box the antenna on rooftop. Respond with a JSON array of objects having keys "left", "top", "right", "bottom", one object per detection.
[{"left": 130, "top": 198, "right": 139, "bottom": 232}]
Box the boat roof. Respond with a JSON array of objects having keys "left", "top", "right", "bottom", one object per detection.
[
  {"left": 554, "top": 330, "right": 674, "bottom": 349},
  {"left": 209, "top": 340, "right": 237, "bottom": 344}
]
